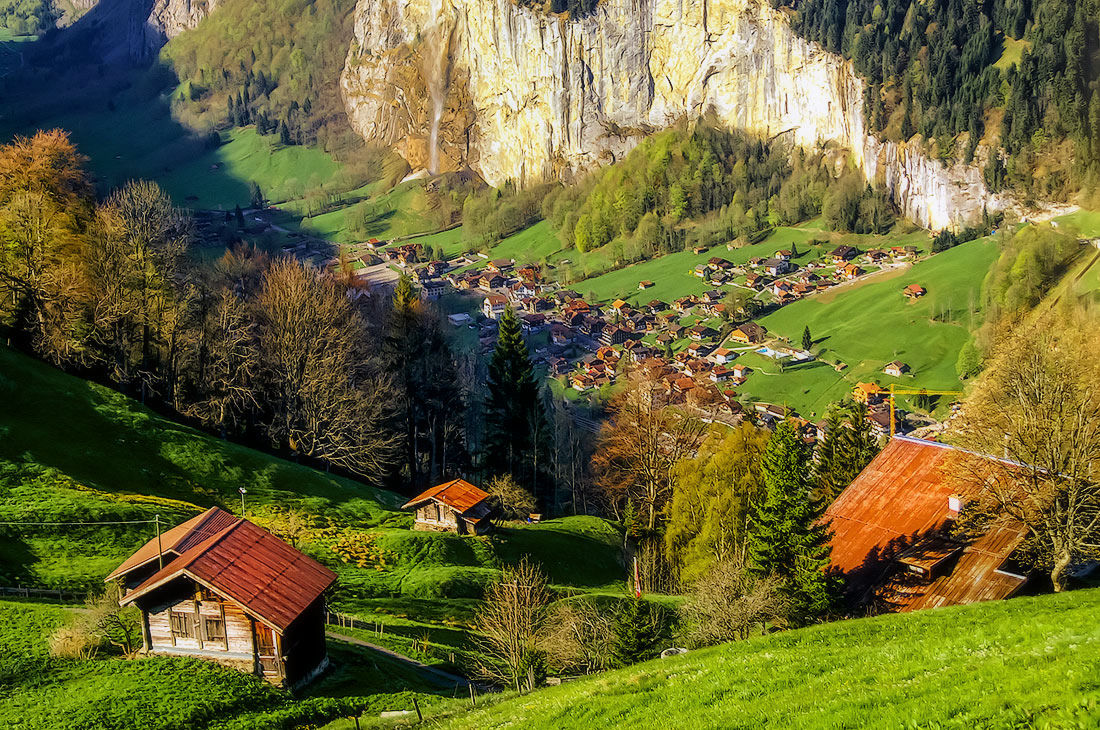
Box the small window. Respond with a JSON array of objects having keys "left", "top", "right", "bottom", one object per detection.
[
  {"left": 204, "top": 617, "right": 225, "bottom": 642},
  {"left": 170, "top": 611, "right": 195, "bottom": 639}
]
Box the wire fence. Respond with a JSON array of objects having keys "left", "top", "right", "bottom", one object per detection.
[{"left": 0, "top": 585, "right": 86, "bottom": 602}]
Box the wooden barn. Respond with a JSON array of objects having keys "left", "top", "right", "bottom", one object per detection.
[
  {"left": 824, "top": 436, "right": 1029, "bottom": 613},
  {"left": 105, "top": 507, "right": 336, "bottom": 689},
  {"left": 402, "top": 479, "right": 493, "bottom": 534}
]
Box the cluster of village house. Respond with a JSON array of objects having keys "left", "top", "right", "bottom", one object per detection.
[{"left": 362, "top": 239, "right": 926, "bottom": 429}]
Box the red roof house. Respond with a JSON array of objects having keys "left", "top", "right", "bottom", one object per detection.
[
  {"left": 824, "top": 436, "right": 1028, "bottom": 612},
  {"left": 402, "top": 479, "right": 493, "bottom": 535},
  {"left": 109, "top": 507, "right": 336, "bottom": 688}
]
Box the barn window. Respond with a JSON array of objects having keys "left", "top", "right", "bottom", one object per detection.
[
  {"left": 204, "top": 616, "right": 226, "bottom": 642},
  {"left": 170, "top": 610, "right": 195, "bottom": 639}
]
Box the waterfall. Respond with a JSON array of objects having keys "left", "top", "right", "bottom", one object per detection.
[{"left": 424, "top": 0, "right": 450, "bottom": 174}]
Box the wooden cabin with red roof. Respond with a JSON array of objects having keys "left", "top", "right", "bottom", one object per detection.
[
  {"left": 402, "top": 479, "right": 493, "bottom": 535},
  {"left": 824, "top": 436, "right": 1028, "bottom": 613},
  {"left": 106, "top": 507, "right": 336, "bottom": 689}
]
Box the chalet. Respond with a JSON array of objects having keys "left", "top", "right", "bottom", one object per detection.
[
  {"left": 517, "top": 265, "right": 541, "bottom": 282},
  {"left": 711, "top": 365, "right": 733, "bottom": 382},
  {"left": 694, "top": 264, "right": 709, "bottom": 279},
  {"left": 521, "top": 313, "right": 546, "bottom": 333},
  {"left": 831, "top": 245, "right": 859, "bottom": 264},
  {"left": 483, "top": 294, "right": 508, "bottom": 320},
  {"left": 884, "top": 361, "right": 910, "bottom": 377},
  {"left": 674, "top": 296, "right": 697, "bottom": 313},
  {"left": 365, "top": 238, "right": 382, "bottom": 249},
  {"left": 403, "top": 479, "right": 493, "bottom": 535},
  {"left": 547, "top": 356, "right": 572, "bottom": 376},
  {"left": 687, "top": 342, "right": 714, "bottom": 358},
  {"left": 824, "top": 436, "right": 1029, "bottom": 612},
  {"left": 708, "top": 257, "right": 734, "bottom": 270},
  {"left": 713, "top": 347, "right": 735, "bottom": 364},
  {"left": 864, "top": 249, "right": 889, "bottom": 264},
  {"left": 745, "top": 273, "right": 765, "bottom": 290},
  {"left": 655, "top": 332, "right": 674, "bottom": 345},
  {"left": 853, "top": 381, "right": 886, "bottom": 404},
  {"left": 729, "top": 322, "right": 768, "bottom": 344},
  {"left": 772, "top": 280, "right": 794, "bottom": 297},
  {"left": 732, "top": 364, "right": 752, "bottom": 379},
  {"left": 638, "top": 280, "right": 655, "bottom": 290},
  {"left": 904, "top": 284, "right": 926, "bottom": 299},
  {"left": 579, "top": 316, "right": 604, "bottom": 337},
  {"left": 646, "top": 299, "right": 668, "bottom": 313},
  {"left": 775, "top": 249, "right": 792, "bottom": 261},
  {"left": 747, "top": 257, "right": 764, "bottom": 268},
  {"left": 689, "top": 325, "right": 718, "bottom": 341},
  {"left": 487, "top": 258, "right": 514, "bottom": 273},
  {"left": 702, "top": 290, "right": 724, "bottom": 304},
  {"left": 890, "top": 246, "right": 919, "bottom": 259},
  {"left": 550, "top": 324, "right": 574, "bottom": 346},
  {"left": 420, "top": 279, "right": 445, "bottom": 300},
  {"left": 601, "top": 325, "right": 633, "bottom": 346},
  {"left": 562, "top": 299, "right": 591, "bottom": 316},
  {"left": 841, "top": 263, "right": 864, "bottom": 280},
  {"left": 611, "top": 299, "right": 630, "bottom": 311},
  {"left": 479, "top": 274, "right": 505, "bottom": 291},
  {"left": 107, "top": 507, "right": 335, "bottom": 689},
  {"left": 763, "top": 258, "right": 792, "bottom": 276}
]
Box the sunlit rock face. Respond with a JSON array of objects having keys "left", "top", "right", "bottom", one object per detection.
[{"left": 341, "top": 0, "right": 1008, "bottom": 229}]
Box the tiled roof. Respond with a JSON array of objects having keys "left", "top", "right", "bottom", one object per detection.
[
  {"left": 824, "top": 437, "right": 1027, "bottom": 612},
  {"left": 117, "top": 509, "right": 336, "bottom": 632},
  {"left": 105, "top": 507, "right": 238, "bottom": 581},
  {"left": 402, "top": 479, "right": 491, "bottom": 514}
]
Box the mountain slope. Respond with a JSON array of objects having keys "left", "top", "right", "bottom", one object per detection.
[{"left": 416, "top": 588, "right": 1100, "bottom": 729}]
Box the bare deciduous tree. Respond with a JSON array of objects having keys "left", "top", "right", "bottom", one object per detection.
[
  {"left": 486, "top": 474, "right": 537, "bottom": 520},
  {"left": 256, "top": 259, "right": 399, "bottom": 481},
  {"left": 681, "top": 558, "right": 789, "bottom": 645},
  {"left": 952, "top": 313, "right": 1100, "bottom": 591},
  {"left": 473, "top": 557, "right": 552, "bottom": 690},
  {"left": 592, "top": 372, "right": 705, "bottom": 530},
  {"left": 544, "top": 599, "right": 614, "bottom": 675}
]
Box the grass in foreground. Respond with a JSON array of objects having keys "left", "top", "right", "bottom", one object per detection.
[{"left": 412, "top": 587, "right": 1100, "bottom": 729}]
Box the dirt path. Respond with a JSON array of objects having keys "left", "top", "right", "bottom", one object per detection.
[{"left": 325, "top": 630, "right": 473, "bottom": 690}]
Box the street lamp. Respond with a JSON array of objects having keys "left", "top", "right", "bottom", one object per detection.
[{"left": 239, "top": 487, "right": 247, "bottom": 516}]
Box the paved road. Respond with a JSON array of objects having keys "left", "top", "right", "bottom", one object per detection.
[{"left": 326, "top": 630, "right": 474, "bottom": 690}]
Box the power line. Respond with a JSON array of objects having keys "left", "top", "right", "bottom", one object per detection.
[{"left": 0, "top": 519, "right": 159, "bottom": 526}]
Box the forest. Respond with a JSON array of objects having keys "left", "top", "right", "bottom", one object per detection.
[{"left": 774, "top": 0, "right": 1100, "bottom": 201}]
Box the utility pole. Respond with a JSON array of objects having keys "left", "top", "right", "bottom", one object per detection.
[
  {"left": 155, "top": 514, "right": 163, "bottom": 570},
  {"left": 239, "top": 487, "right": 247, "bottom": 516}
]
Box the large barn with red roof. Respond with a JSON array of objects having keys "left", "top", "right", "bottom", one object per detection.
[
  {"left": 106, "top": 507, "right": 336, "bottom": 689},
  {"left": 825, "top": 436, "right": 1029, "bottom": 613}
]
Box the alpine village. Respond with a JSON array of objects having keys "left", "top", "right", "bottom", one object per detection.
[{"left": 0, "top": 0, "right": 1098, "bottom": 725}]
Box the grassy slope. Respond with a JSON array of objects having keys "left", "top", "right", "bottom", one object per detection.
[
  {"left": 0, "top": 598, "right": 454, "bottom": 729},
  {"left": 417, "top": 588, "right": 1100, "bottom": 730},
  {"left": 738, "top": 237, "right": 999, "bottom": 416},
  {"left": 0, "top": 346, "right": 623, "bottom": 600}
]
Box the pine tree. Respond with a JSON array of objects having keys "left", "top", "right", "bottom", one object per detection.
[
  {"left": 748, "top": 421, "right": 835, "bottom": 626},
  {"left": 609, "top": 596, "right": 669, "bottom": 667},
  {"left": 802, "top": 325, "right": 812, "bottom": 351},
  {"left": 484, "top": 306, "right": 548, "bottom": 502},
  {"left": 278, "top": 120, "right": 291, "bottom": 146},
  {"left": 234, "top": 204, "right": 245, "bottom": 228}
]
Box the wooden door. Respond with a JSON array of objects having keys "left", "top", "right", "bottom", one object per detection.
[{"left": 254, "top": 621, "right": 278, "bottom": 676}]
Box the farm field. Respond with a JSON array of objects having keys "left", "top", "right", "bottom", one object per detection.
[{"left": 414, "top": 587, "right": 1100, "bottom": 730}]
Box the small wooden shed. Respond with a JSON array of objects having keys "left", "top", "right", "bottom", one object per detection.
[
  {"left": 402, "top": 479, "right": 493, "bottom": 535},
  {"left": 106, "top": 507, "right": 336, "bottom": 689}
]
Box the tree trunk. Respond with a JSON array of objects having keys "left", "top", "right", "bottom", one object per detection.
[{"left": 1050, "top": 549, "right": 1072, "bottom": 592}]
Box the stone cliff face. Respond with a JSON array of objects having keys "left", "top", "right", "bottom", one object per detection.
[
  {"left": 148, "top": 0, "right": 219, "bottom": 41},
  {"left": 341, "top": 0, "right": 1010, "bottom": 229},
  {"left": 64, "top": 0, "right": 216, "bottom": 64}
]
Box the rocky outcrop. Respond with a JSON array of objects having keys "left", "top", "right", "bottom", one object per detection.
[
  {"left": 57, "top": 0, "right": 216, "bottom": 64},
  {"left": 148, "top": 0, "right": 219, "bottom": 41},
  {"left": 341, "top": 0, "right": 1010, "bottom": 229}
]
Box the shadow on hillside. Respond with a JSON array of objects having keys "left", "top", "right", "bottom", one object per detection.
[{"left": 0, "top": 2, "right": 253, "bottom": 209}]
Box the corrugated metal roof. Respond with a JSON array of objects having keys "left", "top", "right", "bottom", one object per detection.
[
  {"left": 402, "top": 479, "right": 490, "bottom": 514},
  {"left": 117, "top": 509, "right": 336, "bottom": 632},
  {"left": 105, "top": 507, "right": 238, "bottom": 581},
  {"left": 825, "top": 436, "right": 1027, "bottom": 612}
]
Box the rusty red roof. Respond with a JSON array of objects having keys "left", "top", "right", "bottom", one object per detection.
[
  {"left": 105, "top": 507, "right": 239, "bottom": 581},
  {"left": 825, "top": 436, "right": 1027, "bottom": 612},
  {"left": 402, "top": 479, "right": 490, "bottom": 514},
  {"left": 116, "top": 508, "right": 336, "bottom": 632}
]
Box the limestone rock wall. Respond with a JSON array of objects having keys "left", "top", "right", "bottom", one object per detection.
[{"left": 341, "top": 0, "right": 1010, "bottom": 229}]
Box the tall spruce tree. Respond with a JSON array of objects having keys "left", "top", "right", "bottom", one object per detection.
[
  {"left": 483, "top": 306, "right": 548, "bottom": 502},
  {"left": 802, "top": 325, "right": 812, "bottom": 351},
  {"left": 609, "top": 596, "right": 669, "bottom": 667},
  {"left": 813, "top": 403, "right": 879, "bottom": 505},
  {"left": 748, "top": 420, "right": 834, "bottom": 626}
]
